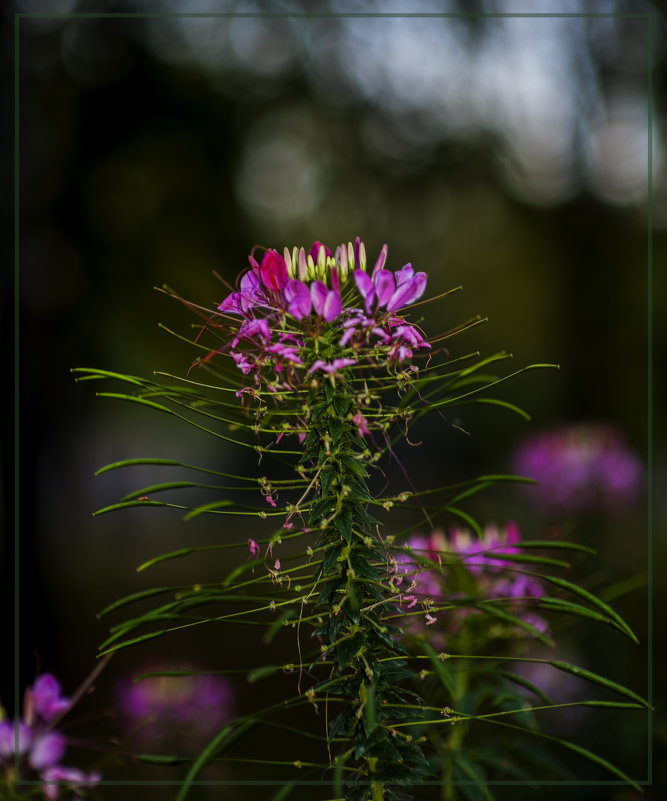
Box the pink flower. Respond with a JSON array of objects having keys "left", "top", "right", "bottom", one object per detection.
[
  {"left": 30, "top": 674, "right": 71, "bottom": 723},
  {"left": 307, "top": 358, "right": 357, "bottom": 375},
  {"left": 41, "top": 767, "right": 101, "bottom": 801},
  {"left": 353, "top": 412, "right": 370, "bottom": 437},
  {"left": 0, "top": 720, "right": 31, "bottom": 757},
  {"left": 248, "top": 538, "right": 260, "bottom": 558},
  {"left": 28, "top": 732, "right": 66, "bottom": 771}
]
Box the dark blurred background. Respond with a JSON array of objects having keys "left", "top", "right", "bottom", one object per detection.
[{"left": 5, "top": 1, "right": 666, "bottom": 799}]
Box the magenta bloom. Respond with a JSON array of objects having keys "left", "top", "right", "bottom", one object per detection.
[
  {"left": 0, "top": 720, "right": 32, "bottom": 757},
  {"left": 30, "top": 674, "right": 71, "bottom": 723},
  {"left": 354, "top": 263, "right": 427, "bottom": 314},
  {"left": 512, "top": 423, "right": 644, "bottom": 515},
  {"left": 41, "top": 766, "right": 102, "bottom": 801},
  {"left": 0, "top": 672, "right": 100, "bottom": 796},
  {"left": 28, "top": 732, "right": 66, "bottom": 771},
  {"left": 213, "top": 239, "right": 430, "bottom": 397},
  {"left": 117, "top": 666, "right": 235, "bottom": 751},
  {"left": 307, "top": 358, "right": 357, "bottom": 375}
]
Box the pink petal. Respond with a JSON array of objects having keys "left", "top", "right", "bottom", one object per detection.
[
  {"left": 310, "top": 281, "right": 328, "bottom": 317},
  {"left": 322, "top": 289, "right": 342, "bottom": 322},
  {"left": 353, "top": 269, "right": 375, "bottom": 313},
  {"left": 284, "top": 279, "right": 312, "bottom": 320},
  {"left": 373, "top": 270, "right": 395, "bottom": 308},
  {"left": 29, "top": 732, "right": 66, "bottom": 771},
  {"left": 386, "top": 272, "right": 427, "bottom": 312}
]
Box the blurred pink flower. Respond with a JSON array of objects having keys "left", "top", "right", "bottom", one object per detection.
[
  {"left": 512, "top": 422, "right": 644, "bottom": 515},
  {"left": 116, "top": 666, "right": 234, "bottom": 751}
]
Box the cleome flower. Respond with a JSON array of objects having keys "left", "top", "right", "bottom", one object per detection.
[
  {"left": 0, "top": 673, "right": 100, "bottom": 800},
  {"left": 210, "top": 239, "right": 433, "bottom": 440},
  {"left": 397, "top": 523, "right": 548, "bottom": 637},
  {"left": 512, "top": 422, "right": 644, "bottom": 516}
]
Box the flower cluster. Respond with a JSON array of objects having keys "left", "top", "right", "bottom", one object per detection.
[
  {"left": 512, "top": 422, "right": 644, "bottom": 515},
  {"left": 215, "top": 238, "right": 430, "bottom": 399},
  {"left": 0, "top": 674, "right": 100, "bottom": 800},
  {"left": 394, "top": 522, "right": 547, "bottom": 636},
  {"left": 116, "top": 666, "right": 234, "bottom": 752}
]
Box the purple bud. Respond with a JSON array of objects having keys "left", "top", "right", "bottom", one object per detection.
[
  {"left": 372, "top": 244, "right": 388, "bottom": 277},
  {"left": 258, "top": 249, "right": 288, "bottom": 291},
  {"left": 308, "top": 241, "right": 331, "bottom": 262}
]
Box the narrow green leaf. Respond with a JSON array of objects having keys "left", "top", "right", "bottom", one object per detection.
[
  {"left": 422, "top": 641, "right": 457, "bottom": 698},
  {"left": 122, "top": 481, "right": 205, "bottom": 500},
  {"left": 222, "top": 560, "right": 262, "bottom": 588},
  {"left": 556, "top": 738, "right": 641, "bottom": 791},
  {"left": 540, "top": 575, "right": 638, "bottom": 642},
  {"left": 469, "top": 397, "right": 531, "bottom": 421},
  {"left": 269, "top": 784, "right": 295, "bottom": 801},
  {"left": 183, "top": 500, "right": 236, "bottom": 520},
  {"left": 537, "top": 597, "right": 622, "bottom": 631},
  {"left": 98, "top": 628, "right": 165, "bottom": 656},
  {"left": 472, "top": 603, "right": 553, "bottom": 646},
  {"left": 96, "top": 392, "right": 172, "bottom": 413},
  {"left": 480, "top": 552, "right": 569, "bottom": 568},
  {"left": 497, "top": 671, "right": 554, "bottom": 706},
  {"left": 174, "top": 718, "right": 257, "bottom": 801},
  {"left": 93, "top": 499, "right": 185, "bottom": 516},
  {"left": 263, "top": 609, "right": 296, "bottom": 644},
  {"left": 455, "top": 756, "right": 494, "bottom": 801},
  {"left": 71, "top": 367, "right": 147, "bottom": 385},
  {"left": 247, "top": 665, "right": 281, "bottom": 683},
  {"left": 137, "top": 754, "right": 189, "bottom": 765},
  {"left": 97, "top": 586, "right": 173, "bottom": 618},
  {"left": 550, "top": 661, "right": 650, "bottom": 708},
  {"left": 443, "top": 506, "right": 484, "bottom": 538},
  {"left": 517, "top": 540, "right": 596, "bottom": 555},
  {"left": 137, "top": 549, "right": 195, "bottom": 572}
]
